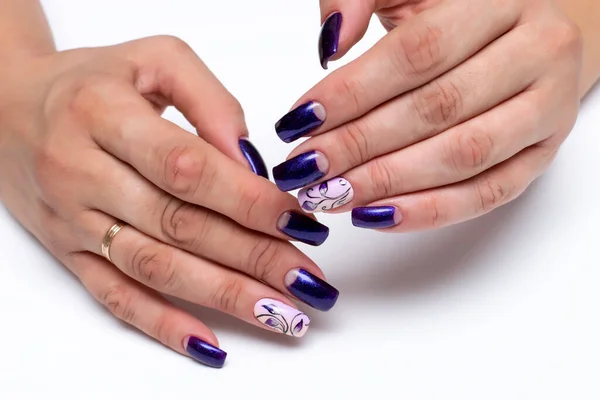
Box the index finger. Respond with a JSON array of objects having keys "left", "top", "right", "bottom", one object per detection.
[{"left": 275, "top": 0, "right": 523, "bottom": 143}]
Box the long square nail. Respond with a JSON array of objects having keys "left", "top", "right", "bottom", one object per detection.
[
  {"left": 319, "top": 12, "right": 343, "bottom": 69},
  {"left": 277, "top": 211, "right": 329, "bottom": 246},
  {"left": 352, "top": 206, "right": 402, "bottom": 229},
  {"left": 285, "top": 268, "right": 339, "bottom": 312},
  {"left": 254, "top": 299, "right": 310, "bottom": 337},
  {"left": 184, "top": 336, "right": 227, "bottom": 368},
  {"left": 298, "top": 177, "right": 354, "bottom": 213},
  {"left": 275, "top": 101, "right": 326, "bottom": 143},
  {"left": 273, "top": 151, "right": 329, "bottom": 192}
]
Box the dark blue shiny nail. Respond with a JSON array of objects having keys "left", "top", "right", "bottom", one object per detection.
[
  {"left": 319, "top": 12, "right": 343, "bottom": 69},
  {"left": 275, "top": 101, "right": 327, "bottom": 143},
  {"left": 285, "top": 268, "right": 339, "bottom": 312},
  {"left": 273, "top": 151, "right": 329, "bottom": 192},
  {"left": 277, "top": 211, "right": 329, "bottom": 246},
  {"left": 352, "top": 206, "right": 401, "bottom": 229},
  {"left": 239, "top": 138, "right": 268, "bottom": 179},
  {"left": 185, "top": 336, "right": 227, "bottom": 368}
]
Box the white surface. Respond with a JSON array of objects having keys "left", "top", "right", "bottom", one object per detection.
[{"left": 1, "top": 1, "right": 599, "bottom": 398}]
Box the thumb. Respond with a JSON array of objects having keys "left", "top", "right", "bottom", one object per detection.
[
  {"left": 123, "top": 36, "right": 269, "bottom": 179},
  {"left": 318, "top": 0, "right": 377, "bottom": 69}
]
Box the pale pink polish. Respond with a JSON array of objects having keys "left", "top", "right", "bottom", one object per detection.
[
  {"left": 298, "top": 177, "right": 354, "bottom": 213},
  {"left": 254, "top": 299, "right": 310, "bottom": 337}
]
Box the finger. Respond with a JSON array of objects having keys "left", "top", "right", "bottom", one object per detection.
[
  {"left": 81, "top": 156, "right": 339, "bottom": 311},
  {"left": 344, "top": 89, "right": 554, "bottom": 208},
  {"left": 280, "top": 24, "right": 544, "bottom": 203},
  {"left": 65, "top": 251, "right": 227, "bottom": 368},
  {"left": 80, "top": 212, "right": 312, "bottom": 337},
  {"left": 275, "top": 0, "right": 524, "bottom": 143},
  {"left": 119, "top": 36, "right": 268, "bottom": 178},
  {"left": 350, "top": 144, "right": 556, "bottom": 231},
  {"left": 343, "top": 63, "right": 580, "bottom": 208},
  {"left": 317, "top": 0, "right": 375, "bottom": 69},
  {"left": 82, "top": 86, "right": 328, "bottom": 247}
]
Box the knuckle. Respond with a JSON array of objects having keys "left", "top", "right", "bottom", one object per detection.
[
  {"left": 101, "top": 283, "right": 137, "bottom": 324},
  {"left": 150, "top": 35, "right": 193, "bottom": 56},
  {"left": 396, "top": 24, "right": 444, "bottom": 78},
  {"left": 448, "top": 128, "right": 494, "bottom": 174},
  {"left": 32, "top": 143, "right": 70, "bottom": 204},
  {"left": 475, "top": 175, "right": 513, "bottom": 213},
  {"left": 331, "top": 77, "right": 365, "bottom": 115},
  {"left": 412, "top": 79, "right": 463, "bottom": 131},
  {"left": 129, "top": 244, "right": 180, "bottom": 291},
  {"left": 247, "top": 239, "right": 281, "bottom": 283},
  {"left": 66, "top": 75, "right": 117, "bottom": 116},
  {"left": 236, "top": 187, "right": 265, "bottom": 227},
  {"left": 163, "top": 145, "right": 213, "bottom": 198},
  {"left": 549, "top": 19, "right": 583, "bottom": 57},
  {"left": 422, "top": 193, "right": 446, "bottom": 228},
  {"left": 209, "top": 277, "right": 245, "bottom": 315},
  {"left": 367, "top": 159, "right": 397, "bottom": 199},
  {"left": 341, "top": 119, "right": 372, "bottom": 165},
  {"left": 160, "top": 198, "right": 213, "bottom": 250},
  {"left": 151, "top": 312, "right": 175, "bottom": 346}
]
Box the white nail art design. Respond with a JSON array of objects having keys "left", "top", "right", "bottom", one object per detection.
[
  {"left": 298, "top": 177, "right": 354, "bottom": 213},
  {"left": 254, "top": 299, "right": 310, "bottom": 337}
]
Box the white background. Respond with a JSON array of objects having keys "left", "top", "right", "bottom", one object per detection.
[{"left": 1, "top": 1, "right": 599, "bottom": 398}]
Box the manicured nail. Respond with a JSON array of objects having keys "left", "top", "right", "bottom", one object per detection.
[
  {"left": 239, "top": 137, "right": 269, "bottom": 179},
  {"left": 184, "top": 336, "right": 227, "bottom": 368},
  {"left": 277, "top": 211, "right": 329, "bottom": 246},
  {"left": 298, "top": 177, "right": 354, "bottom": 213},
  {"left": 273, "top": 151, "right": 329, "bottom": 192},
  {"left": 285, "top": 268, "right": 339, "bottom": 312},
  {"left": 254, "top": 299, "right": 310, "bottom": 337},
  {"left": 351, "top": 206, "right": 402, "bottom": 229},
  {"left": 275, "top": 101, "right": 326, "bottom": 143},
  {"left": 319, "top": 12, "right": 343, "bottom": 69}
]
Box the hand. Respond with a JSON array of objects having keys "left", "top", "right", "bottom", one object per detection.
[
  {"left": 272, "top": 0, "right": 582, "bottom": 231},
  {"left": 0, "top": 36, "right": 338, "bottom": 368}
]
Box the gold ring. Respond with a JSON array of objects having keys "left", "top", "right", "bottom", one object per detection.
[{"left": 101, "top": 221, "right": 126, "bottom": 263}]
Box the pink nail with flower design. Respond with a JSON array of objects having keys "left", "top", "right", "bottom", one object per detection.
[
  {"left": 298, "top": 177, "right": 354, "bottom": 213},
  {"left": 254, "top": 299, "right": 310, "bottom": 337}
]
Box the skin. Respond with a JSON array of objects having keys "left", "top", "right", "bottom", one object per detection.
[
  {"left": 0, "top": 0, "right": 332, "bottom": 361},
  {"left": 0, "top": 0, "right": 598, "bottom": 362},
  {"left": 288, "top": 0, "right": 599, "bottom": 231}
]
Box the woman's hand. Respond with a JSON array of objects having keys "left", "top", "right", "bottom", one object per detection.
[
  {"left": 272, "top": 0, "right": 582, "bottom": 231},
  {"left": 0, "top": 36, "right": 338, "bottom": 368}
]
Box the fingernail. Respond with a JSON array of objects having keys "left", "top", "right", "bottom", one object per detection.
[
  {"left": 275, "top": 101, "right": 326, "bottom": 143},
  {"left": 298, "top": 177, "right": 354, "bottom": 213},
  {"left": 351, "top": 206, "right": 403, "bottom": 229},
  {"left": 285, "top": 268, "right": 339, "bottom": 312},
  {"left": 239, "top": 137, "right": 269, "bottom": 179},
  {"left": 273, "top": 151, "right": 329, "bottom": 192},
  {"left": 254, "top": 299, "right": 310, "bottom": 337},
  {"left": 184, "top": 336, "right": 227, "bottom": 368},
  {"left": 319, "top": 12, "right": 343, "bottom": 69},
  {"left": 277, "top": 211, "right": 329, "bottom": 246}
]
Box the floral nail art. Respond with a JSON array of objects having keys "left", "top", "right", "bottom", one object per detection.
[
  {"left": 298, "top": 177, "right": 354, "bottom": 213},
  {"left": 254, "top": 299, "right": 310, "bottom": 337}
]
